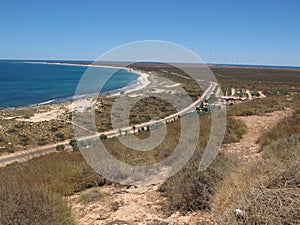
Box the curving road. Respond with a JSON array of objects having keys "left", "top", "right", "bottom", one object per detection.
[{"left": 0, "top": 82, "right": 217, "bottom": 167}]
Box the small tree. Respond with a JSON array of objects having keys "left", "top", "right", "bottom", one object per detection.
[{"left": 100, "top": 134, "right": 107, "bottom": 141}]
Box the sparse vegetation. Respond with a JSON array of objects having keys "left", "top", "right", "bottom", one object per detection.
[
  {"left": 257, "top": 108, "right": 300, "bottom": 151},
  {"left": 78, "top": 188, "right": 108, "bottom": 204},
  {"left": 223, "top": 117, "right": 247, "bottom": 144},
  {"left": 212, "top": 106, "right": 300, "bottom": 224},
  {"left": 227, "top": 95, "right": 286, "bottom": 116},
  {"left": 0, "top": 151, "right": 106, "bottom": 224}
]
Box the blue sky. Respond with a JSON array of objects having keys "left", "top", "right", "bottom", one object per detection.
[{"left": 1, "top": 0, "right": 299, "bottom": 66}]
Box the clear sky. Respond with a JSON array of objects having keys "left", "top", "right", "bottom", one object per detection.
[{"left": 1, "top": 0, "right": 299, "bottom": 66}]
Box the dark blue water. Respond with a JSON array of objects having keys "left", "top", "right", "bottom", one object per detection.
[{"left": 0, "top": 60, "right": 139, "bottom": 108}]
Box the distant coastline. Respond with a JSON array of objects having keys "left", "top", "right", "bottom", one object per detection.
[{"left": 28, "top": 61, "right": 151, "bottom": 98}]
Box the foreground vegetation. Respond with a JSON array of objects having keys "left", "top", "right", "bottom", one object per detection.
[
  {"left": 212, "top": 96, "right": 300, "bottom": 224},
  {"left": 0, "top": 112, "right": 246, "bottom": 224},
  {"left": 0, "top": 152, "right": 101, "bottom": 225}
]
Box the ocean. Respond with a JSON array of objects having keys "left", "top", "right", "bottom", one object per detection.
[{"left": 0, "top": 60, "right": 139, "bottom": 108}]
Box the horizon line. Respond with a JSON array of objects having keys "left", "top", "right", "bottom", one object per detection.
[{"left": 0, "top": 58, "right": 300, "bottom": 69}]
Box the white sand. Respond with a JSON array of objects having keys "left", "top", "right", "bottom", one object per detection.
[
  {"left": 164, "top": 83, "right": 181, "bottom": 88},
  {"left": 17, "top": 108, "right": 65, "bottom": 122},
  {"left": 67, "top": 98, "right": 94, "bottom": 113}
]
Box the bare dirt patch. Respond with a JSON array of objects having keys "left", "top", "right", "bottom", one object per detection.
[
  {"left": 221, "top": 108, "right": 293, "bottom": 160},
  {"left": 71, "top": 183, "right": 215, "bottom": 225}
]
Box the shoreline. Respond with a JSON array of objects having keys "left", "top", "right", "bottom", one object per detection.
[{"left": 0, "top": 62, "right": 151, "bottom": 111}]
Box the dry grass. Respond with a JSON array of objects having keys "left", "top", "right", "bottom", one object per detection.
[
  {"left": 0, "top": 112, "right": 246, "bottom": 224},
  {"left": 227, "top": 95, "right": 287, "bottom": 116},
  {"left": 159, "top": 153, "right": 236, "bottom": 214},
  {"left": 157, "top": 114, "right": 246, "bottom": 214},
  {"left": 223, "top": 117, "right": 247, "bottom": 144},
  {"left": 0, "top": 180, "right": 76, "bottom": 225},
  {"left": 257, "top": 99, "right": 300, "bottom": 151},
  {"left": 78, "top": 188, "right": 108, "bottom": 204},
  {"left": 235, "top": 188, "right": 299, "bottom": 225},
  {"left": 0, "top": 151, "right": 106, "bottom": 224},
  {"left": 212, "top": 111, "right": 300, "bottom": 225}
]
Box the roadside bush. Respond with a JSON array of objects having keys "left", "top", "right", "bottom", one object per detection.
[
  {"left": 100, "top": 134, "right": 108, "bottom": 141},
  {"left": 4, "top": 147, "right": 14, "bottom": 153},
  {"left": 69, "top": 139, "right": 79, "bottom": 151},
  {"left": 55, "top": 144, "right": 65, "bottom": 151}
]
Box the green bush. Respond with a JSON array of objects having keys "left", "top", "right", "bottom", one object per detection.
[
  {"left": 100, "top": 134, "right": 108, "bottom": 141},
  {"left": 69, "top": 139, "right": 79, "bottom": 151}
]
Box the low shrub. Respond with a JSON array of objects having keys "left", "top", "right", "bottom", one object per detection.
[
  {"left": 223, "top": 117, "right": 247, "bottom": 144},
  {"left": 78, "top": 188, "right": 108, "bottom": 204},
  {"left": 55, "top": 144, "right": 65, "bottom": 151},
  {"left": 257, "top": 110, "right": 300, "bottom": 151},
  {"left": 55, "top": 132, "right": 65, "bottom": 140}
]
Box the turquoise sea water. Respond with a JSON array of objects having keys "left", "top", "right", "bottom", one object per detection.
[{"left": 0, "top": 60, "right": 139, "bottom": 108}]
